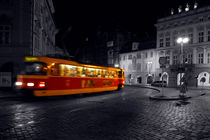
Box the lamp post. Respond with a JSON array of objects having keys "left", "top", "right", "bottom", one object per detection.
[
  {"left": 147, "top": 62, "right": 152, "bottom": 84},
  {"left": 176, "top": 37, "right": 189, "bottom": 95},
  {"left": 176, "top": 37, "right": 189, "bottom": 65},
  {"left": 147, "top": 62, "right": 152, "bottom": 74}
]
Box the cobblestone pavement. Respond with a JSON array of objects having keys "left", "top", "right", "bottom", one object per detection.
[{"left": 0, "top": 86, "right": 210, "bottom": 140}]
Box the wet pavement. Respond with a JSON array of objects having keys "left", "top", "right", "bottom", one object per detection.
[{"left": 0, "top": 86, "right": 210, "bottom": 139}]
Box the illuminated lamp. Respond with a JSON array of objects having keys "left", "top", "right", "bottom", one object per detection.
[
  {"left": 15, "top": 82, "right": 23, "bottom": 86},
  {"left": 38, "top": 82, "right": 45, "bottom": 88},
  {"left": 27, "top": 83, "right": 34, "bottom": 87}
]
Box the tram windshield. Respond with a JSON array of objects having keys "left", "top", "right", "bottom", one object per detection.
[{"left": 22, "top": 62, "right": 47, "bottom": 75}]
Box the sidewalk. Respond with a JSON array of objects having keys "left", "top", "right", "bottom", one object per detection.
[{"left": 126, "top": 84, "right": 209, "bottom": 100}]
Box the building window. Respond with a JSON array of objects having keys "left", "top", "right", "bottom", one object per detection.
[
  {"left": 159, "top": 38, "right": 164, "bottom": 47},
  {"left": 173, "top": 55, "right": 178, "bottom": 64},
  {"left": 145, "top": 52, "right": 147, "bottom": 58},
  {"left": 137, "top": 63, "right": 141, "bottom": 72},
  {"left": 137, "top": 53, "right": 141, "bottom": 59},
  {"left": 187, "top": 54, "right": 192, "bottom": 64},
  {"left": 0, "top": 25, "right": 11, "bottom": 45},
  {"left": 208, "top": 31, "right": 210, "bottom": 42},
  {"left": 199, "top": 17, "right": 204, "bottom": 22},
  {"left": 150, "top": 52, "right": 153, "bottom": 57},
  {"left": 208, "top": 53, "right": 210, "bottom": 64},
  {"left": 189, "top": 33, "right": 193, "bottom": 44},
  {"left": 166, "top": 56, "right": 170, "bottom": 64},
  {"left": 123, "top": 56, "right": 126, "bottom": 60},
  {"left": 108, "top": 49, "right": 113, "bottom": 57},
  {"left": 132, "top": 56, "right": 136, "bottom": 65},
  {"left": 128, "top": 55, "right": 132, "bottom": 60},
  {"left": 165, "top": 37, "right": 170, "bottom": 47},
  {"left": 198, "top": 32, "right": 204, "bottom": 43},
  {"left": 198, "top": 53, "right": 204, "bottom": 64},
  {"left": 145, "top": 64, "right": 147, "bottom": 71}
]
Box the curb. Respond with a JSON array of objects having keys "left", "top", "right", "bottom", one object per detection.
[
  {"left": 149, "top": 95, "right": 192, "bottom": 100},
  {"left": 125, "top": 85, "right": 197, "bottom": 101}
]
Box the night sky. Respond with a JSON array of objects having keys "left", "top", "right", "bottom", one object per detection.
[{"left": 52, "top": 0, "right": 210, "bottom": 54}]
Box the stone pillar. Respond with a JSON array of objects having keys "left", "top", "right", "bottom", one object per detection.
[
  {"left": 204, "top": 47, "right": 207, "bottom": 64},
  {"left": 193, "top": 48, "right": 197, "bottom": 64},
  {"left": 170, "top": 50, "right": 173, "bottom": 65}
]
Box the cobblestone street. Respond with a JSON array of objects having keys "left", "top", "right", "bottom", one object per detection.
[{"left": 0, "top": 86, "right": 210, "bottom": 140}]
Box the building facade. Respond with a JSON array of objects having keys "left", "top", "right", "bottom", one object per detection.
[
  {"left": 119, "top": 42, "right": 157, "bottom": 85},
  {"left": 0, "top": 0, "right": 57, "bottom": 87},
  {"left": 156, "top": 5, "right": 210, "bottom": 87}
]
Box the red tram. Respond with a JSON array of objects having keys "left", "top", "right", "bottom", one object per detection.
[{"left": 15, "top": 56, "right": 125, "bottom": 97}]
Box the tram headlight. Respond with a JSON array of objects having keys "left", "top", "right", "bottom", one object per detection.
[
  {"left": 27, "top": 83, "right": 34, "bottom": 87},
  {"left": 15, "top": 82, "right": 23, "bottom": 86}
]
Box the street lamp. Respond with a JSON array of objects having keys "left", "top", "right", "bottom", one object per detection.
[
  {"left": 176, "top": 37, "right": 189, "bottom": 64},
  {"left": 114, "top": 64, "right": 119, "bottom": 68}
]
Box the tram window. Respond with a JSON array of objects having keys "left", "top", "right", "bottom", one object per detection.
[
  {"left": 102, "top": 70, "right": 106, "bottom": 78},
  {"left": 114, "top": 71, "right": 117, "bottom": 78},
  {"left": 50, "top": 64, "right": 59, "bottom": 76},
  {"left": 76, "top": 67, "right": 83, "bottom": 77},
  {"left": 66, "top": 65, "right": 77, "bottom": 77},
  {"left": 59, "top": 64, "right": 77, "bottom": 77},
  {"left": 118, "top": 70, "right": 123, "bottom": 78},
  {"left": 81, "top": 67, "right": 86, "bottom": 77},
  {"left": 109, "top": 71, "right": 115, "bottom": 78},
  {"left": 108, "top": 71, "right": 112, "bottom": 78},
  {"left": 105, "top": 70, "right": 108, "bottom": 78},
  {"left": 59, "top": 64, "right": 65, "bottom": 76},
  {"left": 97, "top": 69, "right": 101, "bottom": 78},
  {"left": 87, "top": 68, "right": 95, "bottom": 77}
]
